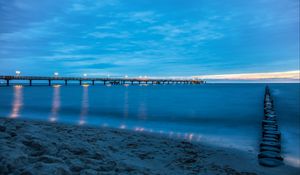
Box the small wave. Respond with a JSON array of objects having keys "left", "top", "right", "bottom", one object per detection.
[{"left": 272, "top": 89, "right": 281, "bottom": 95}]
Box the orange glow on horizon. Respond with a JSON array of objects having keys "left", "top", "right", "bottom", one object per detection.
[{"left": 193, "top": 70, "right": 300, "bottom": 80}]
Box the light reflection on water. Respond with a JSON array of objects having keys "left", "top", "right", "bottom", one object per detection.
[
  {"left": 138, "top": 102, "right": 147, "bottom": 120},
  {"left": 49, "top": 85, "right": 60, "bottom": 122},
  {"left": 123, "top": 90, "right": 128, "bottom": 119},
  {"left": 79, "top": 86, "right": 89, "bottom": 125},
  {"left": 9, "top": 85, "right": 23, "bottom": 118}
]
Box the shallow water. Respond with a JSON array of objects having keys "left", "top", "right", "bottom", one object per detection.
[{"left": 0, "top": 83, "right": 299, "bottom": 167}]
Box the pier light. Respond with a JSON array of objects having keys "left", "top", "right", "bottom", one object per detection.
[
  {"left": 54, "top": 72, "right": 59, "bottom": 77},
  {"left": 83, "top": 73, "right": 87, "bottom": 77},
  {"left": 15, "top": 71, "right": 21, "bottom": 76},
  {"left": 125, "top": 75, "right": 128, "bottom": 78}
]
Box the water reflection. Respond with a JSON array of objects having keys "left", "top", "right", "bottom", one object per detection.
[
  {"left": 285, "top": 156, "right": 300, "bottom": 168},
  {"left": 123, "top": 90, "right": 129, "bottom": 118},
  {"left": 119, "top": 124, "right": 126, "bottom": 129},
  {"left": 138, "top": 102, "right": 147, "bottom": 120},
  {"left": 129, "top": 125, "right": 201, "bottom": 143},
  {"left": 49, "top": 85, "right": 61, "bottom": 122},
  {"left": 9, "top": 85, "right": 23, "bottom": 118},
  {"left": 79, "top": 86, "right": 89, "bottom": 125}
]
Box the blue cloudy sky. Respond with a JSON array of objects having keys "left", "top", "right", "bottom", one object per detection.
[{"left": 0, "top": 0, "right": 299, "bottom": 79}]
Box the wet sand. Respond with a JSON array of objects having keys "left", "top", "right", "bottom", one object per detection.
[{"left": 0, "top": 117, "right": 299, "bottom": 175}]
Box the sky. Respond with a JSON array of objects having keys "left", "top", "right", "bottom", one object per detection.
[{"left": 0, "top": 0, "right": 299, "bottom": 81}]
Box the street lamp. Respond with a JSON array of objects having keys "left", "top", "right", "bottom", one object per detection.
[
  {"left": 16, "top": 71, "right": 21, "bottom": 76},
  {"left": 125, "top": 75, "right": 128, "bottom": 78},
  {"left": 54, "top": 72, "right": 59, "bottom": 77},
  {"left": 83, "top": 73, "right": 87, "bottom": 77}
]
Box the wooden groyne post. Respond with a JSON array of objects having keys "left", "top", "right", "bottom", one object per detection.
[{"left": 258, "top": 86, "right": 283, "bottom": 167}]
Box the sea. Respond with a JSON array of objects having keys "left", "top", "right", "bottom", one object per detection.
[{"left": 0, "top": 83, "right": 299, "bottom": 167}]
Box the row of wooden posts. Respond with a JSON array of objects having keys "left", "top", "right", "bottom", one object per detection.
[{"left": 258, "top": 86, "right": 283, "bottom": 167}]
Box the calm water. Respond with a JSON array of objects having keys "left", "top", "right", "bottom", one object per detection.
[{"left": 0, "top": 83, "right": 299, "bottom": 167}]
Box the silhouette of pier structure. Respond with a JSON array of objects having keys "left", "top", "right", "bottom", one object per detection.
[{"left": 0, "top": 75, "right": 204, "bottom": 86}]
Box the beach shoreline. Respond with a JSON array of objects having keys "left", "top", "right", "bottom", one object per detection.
[{"left": 0, "top": 117, "right": 299, "bottom": 175}]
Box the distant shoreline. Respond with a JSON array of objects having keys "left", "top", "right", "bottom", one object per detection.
[{"left": 1, "top": 117, "right": 299, "bottom": 174}]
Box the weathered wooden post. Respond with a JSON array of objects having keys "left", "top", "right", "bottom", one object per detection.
[
  {"left": 79, "top": 80, "right": 82, "bottom": 85},
  {"left": 6, "top": 79, "right": 9, "bottom": 86},
  {"left": 92, "top": 80, "right": 95, "bottom": 85},
  {"left": 65, "top": 80, "right": 68, "bottom": 85},
  {"left": 48, "top": 80, "right": 51, "bottom": 86},
  {"left": 29, "top": 80, "right": 32, "bottom": 86}
]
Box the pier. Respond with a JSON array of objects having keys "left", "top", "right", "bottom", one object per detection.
[
  {"left": 258, "top": 86, "right": 283, "bottom": 167},
  {"left": 0, "top": 75, "right": 204, "bottom": 86}
]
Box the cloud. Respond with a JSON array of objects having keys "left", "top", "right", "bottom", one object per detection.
[
  {"left": 71, "top": 3, "right": 87, "bottom": 11},
  {"left": 149, "top": 21, "right": 223, "bottom": 44},
  {"left": 129, "top": 11, "right": 158, "bottom": 23},
  {"left": 88, "top": 32, "right": 129, "bottom": 39},
  {"left": 117, "top": 11, "right": 160, "bottom": 23},
  {"left": 70, "top": 63, "right": 119, "bottom": 69},
  {"left": 53, "top": 45, "right": 92, "bottom": 53},
  {"left": 150, "top": 24, "right": 184, "bottom": 37},
  {"left": 41, "top": 54, "right": 104, "bottom": 61},
  {"left": 95, "top": 22, "right": 117, "bottom": 30},
  {"left": 70, "top": 0, "right": 118, "bottom": 12},
  {"left": 193, "top": 70, "right": 300, "bottom": 80},
  {"left": 13, "top": 1, "right": 32, "bottom": 10},
  {"left": 0, "top": 17, "right": 60, "bottom": 41}
]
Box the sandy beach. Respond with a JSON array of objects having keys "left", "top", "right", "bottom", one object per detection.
[{"left": 0, "top": 117, "right": 299, "bottom": 175}]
